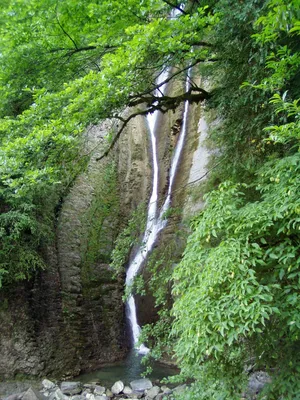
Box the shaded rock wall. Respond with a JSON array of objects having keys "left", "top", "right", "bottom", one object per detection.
[
  {"left": 0, "top": 77, "right": 209, "bottom": 378},
  {"left": 0, "top": 245, "right": 64, "bottom": 379},
  {"left": 0, "top": 116, "right": 151, "bottom": 379},
  {"left": 56, "top": 121, "right": 127, "bottom": 376},
  {"left": 116, "top": 113, "right": 151, "bottom": 218}
]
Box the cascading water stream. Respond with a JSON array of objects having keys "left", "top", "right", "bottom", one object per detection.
[
  {"left": 125, "top": 68, "right": 192, "bottom": 354},
  {"left": 158, "top": 67, "right": 192, "bottom": 226}
]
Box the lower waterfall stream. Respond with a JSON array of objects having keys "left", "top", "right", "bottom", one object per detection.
[{"left": 125, "top": 68, "right": 191, "bottom": 354}]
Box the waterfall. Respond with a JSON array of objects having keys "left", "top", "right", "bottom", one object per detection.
[{"left": 125, "top": 68, "right": 192, "bottom": 354}]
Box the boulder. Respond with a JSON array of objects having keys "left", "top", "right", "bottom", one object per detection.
[
  {"left": 145, "top": 386, "right": 160, "bottom": 399},
  {"left": 83, "top": 385, "right": 95, "bottom": 390},
  {"left": 61, "top": 382, "right": 82, "bottom": 396},
  {"left": 111, "top": 381, "right": 124, "bottom": 395},
  {"left": 154, "top": 395, "right": 165, "bottom": 400},
  {"left": 42, "top": 380, "right": 56, "bottom": 391},
  {"left": 105, "top": 389, "right": 113, "bottom": 398},
  {"left": 3, "top": 395, "right": 23, "bottom": 400},
  {"left": 162, "top": 388, "right": 173, "bottom": 395},
  {"left": 123, "top": 386, "right": 133, "bottom": 395},
  {"left": 248, "top": 371, "right": 271, "bottom": 396},
  {"left": 93, "top": 386, "right": 105, "bottom": 396},
  {"left": 49, "top": 388, "right": 68, "bottom": 400},
  {"left": 129, "top": 392, "right": 143, "bottom": 399},
  {"left": 130, "top": 379, "right": 153, "bottom": 392},
  {"left": 21, "top": 388, "right": 48, "bottom": 400}
]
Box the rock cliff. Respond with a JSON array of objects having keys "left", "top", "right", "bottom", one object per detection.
[
  {"left": 0, "top": 115, "right": 151, "bottom": 379},
  {"left": 0, "top": 90, "right": 211, "bottom": 379}
]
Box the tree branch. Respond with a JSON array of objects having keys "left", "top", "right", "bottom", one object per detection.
[
  {"left": 162, "top": 0, "right": 188, "bottom": 15},
  {"left": 96, "top": 109, "right": 150, "bottom": 161},
  {"left": 96, "top": 88, "right": 210, "bottom": 161},
  {"left": 129, "top": 57, "right": 217, "bottom": 101},
  {"left": 50, "top": 45, "right": 96, "bottom": 54},
  {"left": 55, "top": 2, "right": 78, "bottom": 50},
  {"left": 129, "top": 59, "right": 201, "bottom": 101},
  {"left": 128, "top": 88, "right": 210, "bottom": 110}
]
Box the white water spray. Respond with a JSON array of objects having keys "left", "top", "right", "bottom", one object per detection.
[{"left": 125, "top": 68, "right": 192, "bottom": 354}]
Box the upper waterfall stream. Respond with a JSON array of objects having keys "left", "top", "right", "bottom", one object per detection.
[{"left": 125, "top": 69, "right": 191, "bottom": 354}]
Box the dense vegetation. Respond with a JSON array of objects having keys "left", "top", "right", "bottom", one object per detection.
[{"left": 0, "top": 0, "right": 299, "bottom": 398}]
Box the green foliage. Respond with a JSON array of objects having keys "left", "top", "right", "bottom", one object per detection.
[
  {"left": 111, "top": 203, "right": 147, "bottom": 274},
  {"left": 0, "top": 0, "right": 299, "bottom": 397},
  {"left": 203, "top": 0, "right": 277, "bottom": 183},
  {"left": 139, "top": 237, "right": 186, "bottom": 366},
  {"left": 0, "top": 0, "right": 217, "bottom": 285},
  {"left": 169, "top": 1, "right": 300, "bottom": 398},
  {"left": 123, "top": 275, "right": 146, "bottom": 302}
]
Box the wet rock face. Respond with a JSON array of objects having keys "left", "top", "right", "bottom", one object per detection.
[
  {"left": 0, "top": 256, "right": 64, "bottom": 378},
  {"left": 116, "top": 113, "right": 151, "bottom": 217},
  {"left": 0, "top": 118, "right": 151, "bottom": 378},
  {"left": 55, "top": 124, "right": 127, "bottom": 374},
  {"left": 0, "top": 90, "right": 200, "bottom": 378}
]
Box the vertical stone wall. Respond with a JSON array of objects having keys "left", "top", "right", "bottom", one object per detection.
[
  {"left": 116, "top": 113, "right": 151, "bottom": 218},
  {"left": 0, "top": 115, "right": 152, "bottom": 379},
  {"left": 0, "top": 82, "right": 210, "bottom": 379}
]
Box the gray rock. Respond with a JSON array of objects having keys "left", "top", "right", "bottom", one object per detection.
[
  {"left": 83, "top": 385, "right": 95, "bottom": 390},
  {"left": 105, "top": 389, "right": 113, "bottom": 398},
  {"left": 21, "top": 388, "right": 48, "bottom": 400},
  {"left": 130, "top": 379, "right": 153, "bottom": 392},
  {"left": 70, "top": 396, "right": 85, "bottom": 400},
  {"left": 146, "top": 386, "right": 160, "bottom": 399},
  {"left": 3, "top": 394, "right": 24, "bottom": 400},
  {"left": 119, "top": 398, "right": 136, "bottom": 400},
  {"left": 155, "top": 394, "right": 170, "bottom": 400},
  {"left": 248, "top": 371, "right": 271, "bottom": 395},
  {"left": 111, "top": 381, "right": 124, "bottom": 395},
  {"left": 93, "top": 386, "right": 105, "bottom": 396},
  {"left": 85, "top": 394, "right": 95, "bottom": 400},
  {"left": 161, "top": 387, "right": 172, "bottom": 396},
  {"left": 1, "top": 383, "right": 36, "bottom": 400},
  {"left": 49, "top": 388, "right": 68, "bottom": 400},
  {"left": 42, "top": 381, "right": 56, "bottom": 391},
  {"left": 130, "top": 392, "right": 143, "bottom": 399},
  {"left": 123, "top": 386, "right": 133, "bottom": 395},
  {"left": 94, "top": 397, "right": 109, "bottom": 400},
  {"left": 61, "top": 382, "right": 82, "bottom": 396}
]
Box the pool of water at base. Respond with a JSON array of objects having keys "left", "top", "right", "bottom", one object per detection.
[{"left": 77, "top": 350, "right": 179, "bottom": 387}]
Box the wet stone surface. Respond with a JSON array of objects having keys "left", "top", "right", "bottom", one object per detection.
[{"left": 1, "top": 379, "right": 181, "bottom": 400}]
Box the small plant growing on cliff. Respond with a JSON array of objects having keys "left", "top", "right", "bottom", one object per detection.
[
  {"left": 111, "top": 203, "right": 146, "bottom": 274},
  {"left": 123, "top": 275, "right": 146, "bottom": 302}
]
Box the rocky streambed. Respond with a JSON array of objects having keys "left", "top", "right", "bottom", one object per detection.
[
  {"left": 0, "top": 371, "right": 272, "bottom": 400},
  {"left": 2, "top": 379, "right": 186, "bottom": 400}
]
